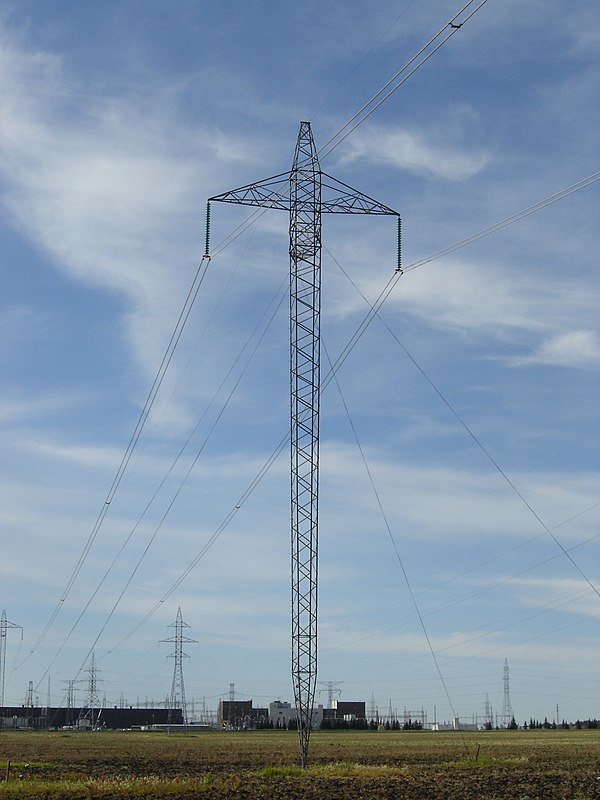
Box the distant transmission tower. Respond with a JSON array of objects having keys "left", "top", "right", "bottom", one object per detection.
[
  {"left": 0, "top": 610, "right": 22, "bottom": 715},
  {"left": 318, "top": 680, "right": 343, "bottom": 708},
  {"left": 61, "top": 678, "right": 76, "bottom": 726},
  {"left": 368, "top": 693, "right": 378, "bottom": 722},
  {"left": 210, "top": 121, "right": 400, "bottom": 767},
  {"left": 161, "top": 607, "right": 197, "bottom": 726},
  {"left": 501, "top": 658, "right": 514, "bottom": 728},
  {"left": 79, "top": 653, "right": 101, "bottom": 729},
  {"left": 484, "top": 693, "right": 493, "bottom": 728},
  {"left": 25, "top": 680, "right": 34, "bottom": 728}
]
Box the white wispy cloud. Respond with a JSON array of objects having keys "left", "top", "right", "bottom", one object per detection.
[
  {"left": 0, "top": 389, "right": 79, "bottom": 423},
  {"left": 0, "top": 28, "right": 257, "bottom": 398},
  {"left": 500, "top": 576, "right": 600, "bottom": 618},
  {"left": 320, "top": 441, "right": 599, "bottom": 542},
  {"left": 324, "top": 246, "right": 599, "bottom": 371},
  {"left": 507, "top": 330, "right": 600, "bottom": 369},
  {"left": 339, "top": 121, "right": 490, "bottom": 181}
]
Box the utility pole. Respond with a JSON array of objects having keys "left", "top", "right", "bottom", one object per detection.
[
  {"left": 210, "top": 121, "right": 400, "bottom": 767},
  {"left": 0, "top": 610, "right": 22, "bottom": 722},
  {"left": 501, "top": 658, "right": 514, "bottom": 729},
  {"left": 161, "top": 607, "right": 197, "bottom": 727}
]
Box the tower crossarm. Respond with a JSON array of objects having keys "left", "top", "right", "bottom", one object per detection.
[
  {"left": 320, "top": 173, "right": 400, "bottom": 216},
  {"left": 209, "top": 171, "right": 400, "bottom": 218},
  {"left": 209, "top": 172, "right": 290, "bottom": 210}
]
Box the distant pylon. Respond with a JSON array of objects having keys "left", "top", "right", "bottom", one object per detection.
[
  {"left": 79, "top": 652, "right": 101, "bottom": 728},
  {"left": 0, "top": 610, "right": 22, "bottom": 712},
  {"left": 501, "top": 658, "right": 514, "bottom": 728},
  {"left": 484, "top": 693, "right": 493, "bottom": 728},
  {"left": 25, "top": 680, "right": 34, "bottom": 707},
  {"left": 210, "top": 121, "right": 400, "bottom": 767},
  {"left": 62, "top": 679, "right": 76, "bottom": 709},
  {"left": 318, "top": 680, "right": 342, "bottom": 708},
  {"left": 368, "top": 693, "right": 377, "bottom": 721},
  {"left": 161, "top": 607, "right": 197, "bottom": 726}
]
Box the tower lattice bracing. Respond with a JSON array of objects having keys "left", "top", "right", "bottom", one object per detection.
[
  {"left": 210, "top": 121, "right": 399, "bottom": 766},
  {"left": 161, "top": 607, "right": 197, "bottom": 726}
]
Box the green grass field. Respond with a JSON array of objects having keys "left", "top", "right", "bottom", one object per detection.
[{"left": 1, "top": 728, "right": 599, "bottom": 798}]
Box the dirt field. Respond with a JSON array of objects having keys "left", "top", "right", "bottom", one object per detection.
[{"left": 1, "top": 728, "right": 599, "bottom": 799}]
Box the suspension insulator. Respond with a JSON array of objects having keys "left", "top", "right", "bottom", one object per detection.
[
  {"left": 396, "top": 216, "right": 402, "bottom": 273},
  {"left": 204, "top": 201, "right": 211, "bottom": 257}
]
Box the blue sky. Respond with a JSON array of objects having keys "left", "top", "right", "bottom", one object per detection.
[{"left": 1, "top": 0, "right": 598, "bottom": 725}]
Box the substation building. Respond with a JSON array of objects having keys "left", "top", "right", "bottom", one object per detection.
[
  {"left": 324, "top": 700, "right": 366, "bottom": 722},
  {"left": 0, "top": 706, "right": 182, "bottom": 730},
  {"left": 219, "top": 698, "right": 366, "bottom": 729},
  {"left": 218, "top": 699, "right": 269, "bottom": 729}
]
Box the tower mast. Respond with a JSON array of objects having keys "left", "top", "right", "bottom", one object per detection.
[
  {"left": 210, "top": 121, "right": 399, "bottom": 765},
  {"left": 289, "top": 123, "right": 321, "bottom": 760}
]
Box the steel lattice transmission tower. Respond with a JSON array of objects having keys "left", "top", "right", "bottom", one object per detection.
[
  {"left": 484, "top": 693, "right": 493, "bottom": 729},
  {"left": 501, "top": 657, "right": 514, "bottom": 728},
  {"left": 210, "top": 122, "right": 399, "bottom": 766},
  {"left": 62, "top": 679, "right": 77, "bottom": 726},
  {"left": 161, "top": 607, "right": 197, "bottom": 726},
  {"left": 318, "top": 680, "right": 343, "bottom": 708},
  {"left": 79, "top": 652, "right": 101, "bottom": 729},
  {"left": 0, "top": 610, "right": 22, "bottom": 717}
]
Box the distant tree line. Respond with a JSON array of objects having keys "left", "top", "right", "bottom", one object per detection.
[
  {"left": 320, "top": 718, "right": 423, "bottom": 731},
  {"left": 522, "top": 718, "right": 599, "bottom": 730},
  {"left": 253, "top": 716, "right": 599, "bottom": 732}
]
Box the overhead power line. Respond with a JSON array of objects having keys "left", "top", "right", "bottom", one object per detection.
[
  {"left": 205, "top": 0, "right": 492, "bottom": 257},
  {"left": 27, "top": 255, "right": 212, "bottom": 661},
  {"left": 324, "top": 343, "right": 467, "bottom": 753},
  {"left": 319, "top": 0, "right": 490, "bottom": 160},
  {"left": 34, "top": 280, "right": 288, "bottom": 690}
]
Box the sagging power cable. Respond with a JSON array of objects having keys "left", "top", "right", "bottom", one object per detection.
[
  {"left": 27, "top": 254, "right": 212, "bottom": 662},
  {"left": 324, "top": 340, "right": 468, "bottom": 754}
]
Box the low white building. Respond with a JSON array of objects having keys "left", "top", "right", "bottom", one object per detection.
[{"left": 269, "top": 700, "right": 324, "bottom": 728}]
